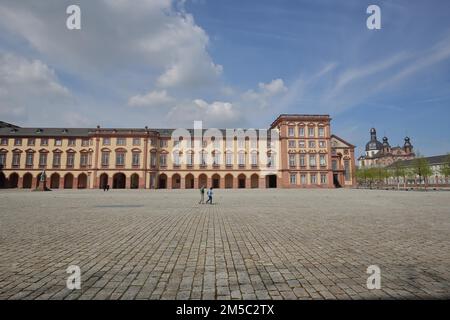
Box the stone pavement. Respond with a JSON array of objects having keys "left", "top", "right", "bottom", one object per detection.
[{"left": 0, "top": 189, "right": 449, "bottom": 300}]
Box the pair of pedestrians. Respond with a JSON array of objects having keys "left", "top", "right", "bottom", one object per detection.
[{"left": 199, "top": 185, "right": 214, "bottom": 204}]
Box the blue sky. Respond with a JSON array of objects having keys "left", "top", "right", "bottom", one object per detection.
[{"left": 0, "top": 0, "right": 449, "bottom": 157}]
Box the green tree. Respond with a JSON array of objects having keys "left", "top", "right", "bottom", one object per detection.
[
  {"left": 374, "top": 166, "right": 389, "bottom": 187},
  {"left": 390, "top": 161, "right": 406, "bottom": 190},
  {"left": 411, "top": 156, "right": 432, "bottom": 190},
  {"left": 438, "top": 154, "right": 450, "bottom": 185}
]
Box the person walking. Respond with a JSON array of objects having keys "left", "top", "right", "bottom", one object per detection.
[
  {"left": 199, "top": 185, "right": 205, "bottom": 204},
  {"left": 206, "top": 187, "right": 213, "bottom": 204}
]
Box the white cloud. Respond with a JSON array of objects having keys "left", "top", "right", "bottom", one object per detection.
[
  {"left": 242, "top": 78, "right": 287, "bottom": 109},
  {"left": 0, "top": 53, "right": 71, "bottom": 124},
  {"left": 166, "top": 99, "right": 241, "bottom": 127},
  {"left": 0, "top": 53, "right": 69, "bottom": 97},
  {"left": 128, "top": 90, "right": 174, "bottom": 107},
  {"left": 0, "top": 0, "right": 222, "bottom": 91}
]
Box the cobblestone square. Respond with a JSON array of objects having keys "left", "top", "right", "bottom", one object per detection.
[{"left": 0, "top": 189, "right": 449, "bottom": 300}]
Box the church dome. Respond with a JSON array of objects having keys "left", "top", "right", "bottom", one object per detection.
[
  {"left": 404, "top": 137, "right": 412, "bottom": 147},
  {"left": 365, "top": 128, "right": 383, "bottom": 151}
]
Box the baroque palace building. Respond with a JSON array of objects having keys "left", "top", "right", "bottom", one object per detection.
[
  {"left": 358, "top": 128, "right": 415, "bottom": 167},
  {"left": 0, "top": 115, "right": 356, "bottom": 190}
]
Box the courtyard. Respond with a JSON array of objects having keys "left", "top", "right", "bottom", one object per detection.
[{"left": 0, "top": 189, "right": 449, "bottom": 300}]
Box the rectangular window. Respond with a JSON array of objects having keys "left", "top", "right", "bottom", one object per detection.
[
  {"left": 173, "top": 140, "right": 180, "bottom": 148},
  {"left": 288, "top": 127, "right": 295, "bottom": 137},
  {"left": 267, "top": 154, "right": 275, "bottom": 167},
  {"left": 80, "top": 153, "right": 88, "bottom": 167},
  {"left": 117, "top": 138, "right": 126, "bottom": 146},
  {"left": 319, "top": 127, "right": 325, "bottom": 137},
  {"left": 81, "top": 139, "right": 89, "bottom": 147},
  {"left": 0, "top": 153, "right": 6, "bottom": 166},
  {"left": 213, "top": 153, "right": 220, "bottom": 165},
  {"left": 319, "top": 154, "right": 326, "bottom": 166},
  {"left": 160, "top": 154, "right": 167, "bottom": 166},
  {"left": 132, "top": 138, "right": 141, "bottom": 146},
  {"left": 238, "top": 153, "right": 245, "bottom": 166},
  {"left": 186, "top": 153, "right": 193, "bottom": 166},
  {"left": 226, "top": 152, "right": 232, "bottom": 166},
  {"left": 298, "top": 127, "right": 305, "bottom": 137},
  {"left": 238, "top": 139, "right": 245, "bottom": 149},
  {"left": 101, "top": 152, "right": 109, "bottom": 167},
  {"left": 150, "top": 153, "right": 157, "bottom": 167},
  {"left": 41, "top": 138, "right": 48, "bottom": 146},
  {"left": 288, "top": 140, "right": 296, "bottom": 148},
  {"left": 54, "top": 138, "right": 62, "bottom": 146},
  {"left": 309, "top": 155, "right": 316, "bottom": 167},
  {"left": 319, "top": 140, "right": 326, "bottom": 148},
  {"left": 103, "top": 138, "right": 110, "bottom": 146},
  {"left": 320, "top": 174, "right": 327, "bottom": 184},
  {"left": 67, "top": 153, "right": 75, "bottom": 167},
  {"left": 39, "top": 153, "right": 47, "bottom": 167},
  {"left": 116, "top": 153, "right": 125, "bottom": 166},
  {"left": 289, "top": 154, "right": 296, "bottom": 167},
  {"left": 200, "top": 152, "right": 207, "bottom": 166},
  {"left": 14, "top": 138, "right": 22, "bottom": 146},
  {"left": 202, "top": 140, "right": 208, "bottom": 148},
  {"left": 308, "top": 140, "right": 315, "bottom": 148},
  {"left": 308, "top": 127, "right": 315, "bottom": 137},
  {"left": 150, "top": 138, "right": 156, "bottom": 147},
  {"left": 332, "top": 160, "right": 337, "bottom": 171},
  {"left": 53, "top": 153, "right": 61, "bottom": 167},
  {"left": 299, "top": 154, "right": 306, "bottom": 167},
  {"left": 310, "top": 173, "right": 317, "bottom": 184},
  {"left": 159, "top": 140, "right": 167, "bottom": 148},
  {"left": 132, "top": 153, "right": 140, "bottom": 166},
  {"left": 251, "top": 153, "right": 258, "bottom": 166},
  {"left": 344, "top": 160, "right": 351, "bottom": 181},
  {"left": 12, "top": 153, "right": 20, "bottom": 167},
  {"left": 0, "top": 138, "right": 8, "bottom": 146},
  {"left": 68, "top": 138, "right": 76, "bottom": 146},
  {"left": 290, "top": 174, "right": 297, "bottom": 185},
  {"left": 173, "top": 152, "right": 180, "bottom": 166},
  {"left": 300, "top": 174, "right": 307, "bottom": 185},
  {"left": 298, "top": 140, "right": 305, "bottom": 148},
  {"left": 27, "top": 138, "right": 35, "bottom": 146}
]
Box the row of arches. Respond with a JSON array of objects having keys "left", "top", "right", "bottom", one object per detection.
[
  {"left": 0, "top": 172, "right": 88, "bottom": 189},
  {"left": 157, "top": 173, "right": 277, "bottom": 189},
  {"left": 98, "top": 173, "right": 140, "bottom": 189},
  {"left": 0, "top": 172, "right": 278, "bottom": 189}
]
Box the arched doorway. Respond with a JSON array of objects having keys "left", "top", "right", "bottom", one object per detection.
[
  {"left": 185, "top": 174, "right": 194, "bottom": 189},
  {"left": 251, "top": 174, "right": 259, "bottom": 188},
  {"left": 266, "top": 174, "right": 277, "bottom": 188},
  {"left": 0, "top": 172, "right": 6, "bottom": 188},
  {"left": 238, "top": 174, "right": 246, "bottom": 188},
  {"left": 130, "top": 173, "right": 139, "bottom": 189},
  {"left": 9, "top": 173, "right": 19, "bottom": 188},
  {"left": 99, "top": 173, "right": 108, "bottom": 189},
  {"left": 198, "top": 174, "right": 207, "bottom": 188},
  {"left": 225, "top": 174, "right": 233, "bottom": 189},
  {"left": 158, "top": 174, "right": 167, "bottom": 189},
  {"left": 23, "top": 173, "right": 33, "bottom": 189},
  {"left": 50, "top": 173, "right": 60, "bottom": 189},
  {"left": 78, "top": 173, "right": 87, "bottom": 189},
  {"left": 212, "top": 174, "right": 220, "bottom": 188},
  {"left": 64, "top": 173, "right": 74, "bottom": 189},
  {"left": 113, "top": 173, "right": 126, "bottom": 189},
  {"left": 172, "top": 174, "right": 181, "bottom": 189}
]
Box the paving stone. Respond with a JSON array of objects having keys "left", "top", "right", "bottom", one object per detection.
[{"left": 0, "top": 189, "right": 449, "bottom": 300}]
